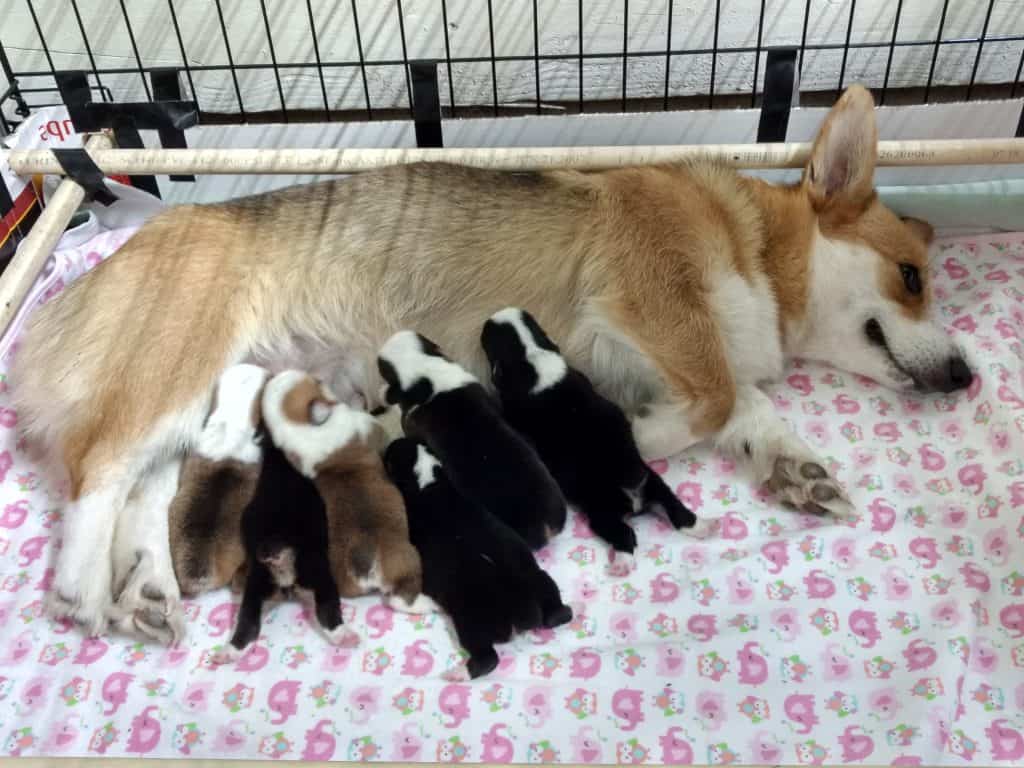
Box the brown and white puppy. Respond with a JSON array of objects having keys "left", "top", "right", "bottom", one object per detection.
[
  {"left": 168, "top": 363, "right": 267, "bottom": 598},
  {"left": 12, "top": 85, "right": 970, "bottom": 633},
  {"left": 261, "top": 370, "right": 431, "bottom": 613}
]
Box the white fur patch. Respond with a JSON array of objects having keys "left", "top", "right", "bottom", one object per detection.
[
  {"left": 379, "top": 331, "right": 477, "bottom": 402},
  {"left": 413, "top": 445, "right": 441, "bottom": 489},
  {"left": 388, "top": 593, "right": 441, "bottom": 614},
  {"left": 490, "top": 307, "right": 568, "bottom": 393},
  {"left": 196, "top": 364, "right": 267, "bottom": 464},
  {"left": 262, "top": 370, "right": 379, "bottom": 478},
  {"left": 356, "top": 561, "right": 384, "bottom": 592}
]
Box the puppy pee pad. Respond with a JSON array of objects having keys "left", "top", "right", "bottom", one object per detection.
[{"left": 0, "top": 230, "right": 1021, "bottom": 764}]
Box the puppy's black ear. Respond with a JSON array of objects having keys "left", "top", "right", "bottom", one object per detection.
[
  {"left": 404, "top": 377, "right": 435, "bottom": 407},
  {"left": 417, "top": 334, "right": 446, "bottom": 359},
  {"left": 520, "top": 310, "right": 560, "bottom": 353},
  {"left": 378, "top": 359, "right": 400, "bottom": 403}
]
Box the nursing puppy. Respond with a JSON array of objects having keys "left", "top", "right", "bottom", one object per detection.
[
  {"left": 223, "top": 423, "right": 357, "bottom": 660},
  {"left": 168, "top": 364, "right": 267, "bottom": 598},
  {"left": 261, "top": 370, "right": 428, "bottom": 611},
  {"left": 385, "top": 438, "right": 572, "bottom": 679},
  {"left": 378, "top": 331, "right": 566, "bottom": 550},
  {"left": 482, "top": 308, "right": 697, "bottom": 568}
]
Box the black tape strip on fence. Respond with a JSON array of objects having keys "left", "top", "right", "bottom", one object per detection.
[
  {"left": 411, "top": 61, "right": 443, "bottom": 149},
  {"left": 50, "top": 148, "right": 117, "bottom": 206},
  {"left": 55, "top": 69, "right": 199, "bottom": 197},
  {"left": 757, "top": 48, "right": 799, "bottom": 143},
  {"left": 151, "top": 68, "right": 195, "bottom": 182}
]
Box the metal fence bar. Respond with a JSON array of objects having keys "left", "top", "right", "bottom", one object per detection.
[
  {"left": 621, "top": 0, "right": 629, "bottom": 112},
  {"left": 350, "top": 0, "right": 372, "bottom": 120},
  {"left": 798, "top": 0, "right": 812, "bottom": 77},
  {"left": 5, "top": 1, "right": 1023, "bottom": 126},
  {"left": 578, "top": 0, "right": 584, "bottom": 113},
  {"left": 8, "top": 36, "right": 1024, "bottom": 82},
  {"left": 836, "top": 0, "right": 857, "bottom": 98},
  {"left": 924, "top": 0, "right": 951, "bottom": 104},
  {"left": 118, "top": 0, "right": 152, "bottom": 101},
  {"left": 24, "top": 0, "right": 57, "bottom": 81},
  {"left": 214, "top": 0, "right": 246, "bottom": 116},
  {"left": 879, "top": 0, "right": 903, "bottom": 106},
  {"left": 69, "top": 1, "right": 107, "bottom": 101},
  {"left": 258, "top": 0, "right": 288, "bottom": 121},
  {"left": 751, "top": 0, "right": 766, "bottom": 107},
  {"left": 966, "top": 0, "right": 996, "bottom": 102},
  {"left": 663, "top": 0, "right": 673, "bottom": 110},
  {"left": 441, "top": 0, "right": 457, "bottom": 117},
  {"left": 532, "top": 0, "right": 541, "bottom": 114},
  {"left": 167, "top": 0, "right": 197, "bottom": 105},
  {"left": 394, "top": 0, "right": 415, "bottom": 118},
  {"left": 709, "top": 0, "right": 721, "bottom": 108},
  {"left": 1012, "top": 46, "right": 1024, "bottom": 99},
  {"left": 486, "top": 0, "right": 499, "bottom": 116},
  {"left": 304, "top": 0, "right": 331, "bottom": 119}
]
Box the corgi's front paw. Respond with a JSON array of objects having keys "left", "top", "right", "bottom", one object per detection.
[{"left": 767, "top": 456, "right": 855, "bottom": 521}]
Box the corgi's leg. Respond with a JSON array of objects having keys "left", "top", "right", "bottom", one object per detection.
[
  {"left": 114, "top": 457, "right": 186, "bottom": 644},
  {"left": 49, "top": 463, "right": 130, "bottom": 636},
  {"left": 714, "top": 385, "right": 854, "bottom": 519},
  {"left": 630, "top": 401, "right": 700, "bottom": 460}
]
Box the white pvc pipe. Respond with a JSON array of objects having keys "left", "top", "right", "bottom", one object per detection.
[
  {"left": 5, "top": 138, "right": 1024, "bottom": 176},
  {"left": 0, "top": 134, "right": 113, "bottom": 338}
]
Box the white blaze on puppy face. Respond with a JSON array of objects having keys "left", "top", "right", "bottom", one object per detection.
[
  {"left": 489, "top": 308, "right": 567, "bottom": 394},
  {"left": 413, "top": 444, "right": 441, "bottom": 489},
  {"left": 262, "top": 370, "right": 380, "bottom": 478},
  {"left": 379, "top": 331, "right": 477, "bottom": 403},
  {"left": 196, "top": 363, "right": 268, "bottom": 463}
]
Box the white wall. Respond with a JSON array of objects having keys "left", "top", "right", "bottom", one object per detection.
[{"left": 2, "top": 0, "right": 1022, "bottom": 118}]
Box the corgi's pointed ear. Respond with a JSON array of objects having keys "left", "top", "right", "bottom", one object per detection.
[{"left": 804, "top": 85, "right": 877, "bottom": 211}]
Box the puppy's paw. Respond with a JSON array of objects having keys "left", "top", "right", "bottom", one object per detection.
[
  {"left": 605, "top": 550, "right": 636, "bottom": 578},
  {"left": 684, "top": 516, "right": 719, "bottom": 540},
  {"left": 211, "top": 644, "right": 245, "bottom": 666},
  {"left": 325, "top": 625, "right": 361, "bottom": 648},
  {"left": 442, "top": 665, "right": 471, "bottom": 682},
  {"left": 768, "top": 456, "right": 855, "bottom": 520},
  {"left": 387, "top": 592, "right": 441, "bottom": 615}
]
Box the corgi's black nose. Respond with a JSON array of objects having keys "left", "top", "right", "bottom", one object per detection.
[{"left": 945, "top": 356, "right": 972, "bottom": 392}]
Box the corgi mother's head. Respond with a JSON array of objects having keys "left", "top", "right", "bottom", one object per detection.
[{"left": 789, "top": 85, "right": 970, "bottom": 394}]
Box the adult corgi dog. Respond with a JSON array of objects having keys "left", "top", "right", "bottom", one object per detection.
[{"left": 12, "top": 85, "right": 968, "bottom": 635}]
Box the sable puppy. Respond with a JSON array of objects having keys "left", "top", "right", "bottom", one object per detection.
[
  {"left": 223, "top": 424, "right": 358, "bottom": 660},
  {"left": 262, "top": 370, "right": 429, "bottom": 612},
  {"left": 168, "top": 364, "right": 267, "bottom": 597},
  {"left": 482, "top": 308, "right": 697, "bottom": 570},
  {"left": 378, "top": 331, "right": 566, "bottom": 550},
  {"left": 384, "top": 438, "right": 572, "bottom": 679}
]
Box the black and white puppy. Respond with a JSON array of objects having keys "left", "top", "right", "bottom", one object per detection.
[
  {"left": 215, "top": 426, "right": 359, "bottom": 662},
  {"left": 481, "top": 308, "right": 697, "bottom": 573},
  {"left": 384, "top": 437, "right": 572, "bottom": 680},
  {"left": 377, "top": 331, "right": 566, "bottom": 550}
]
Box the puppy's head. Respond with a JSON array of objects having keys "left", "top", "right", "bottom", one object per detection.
[
  {"left": 482, "top": 307, "right": 567, "bottom": 396},
  {"left": 383, "top": 437, "right": 440, "bottom": 496},
  {"left": 377, "top": 331, "right": 477, "bottom": 412},
  {"left": 196, "top": 363, "right": 269, "bottom": 463},
  {"left": 262, "top": 370, "right": 383, "bottom": 477},
  {"left": 796, "top": 85, "right": 970, "bottom": 393}
]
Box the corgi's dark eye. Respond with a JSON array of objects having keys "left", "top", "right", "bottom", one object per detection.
[{"left": 900, "top": 264, "right": 922, "bottom": 294}]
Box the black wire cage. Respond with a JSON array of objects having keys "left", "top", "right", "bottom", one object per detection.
[{"left": 1, "top": 0, "right": 1022, "bottom": 134}]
